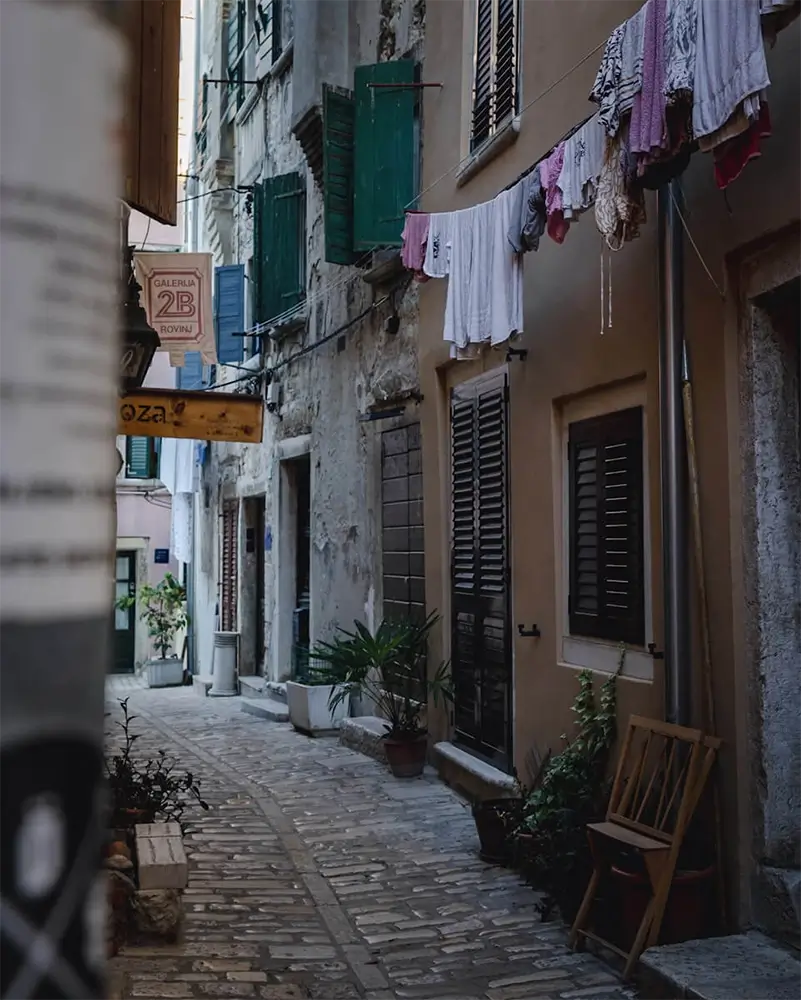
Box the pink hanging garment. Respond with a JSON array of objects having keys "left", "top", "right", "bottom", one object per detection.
[
  {"left": 401, "top": 212, "right": 431, "bottom": 282},
  {"left": 540, "top": 143, "right": 570, "bottom": 244}
]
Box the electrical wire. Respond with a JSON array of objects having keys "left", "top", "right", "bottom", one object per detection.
[
  {"left": 669, "top": 188, "right": 725, "bottom": 300},
  {"left": 406, "top": 36, "right": 607, "bottom": 210}
]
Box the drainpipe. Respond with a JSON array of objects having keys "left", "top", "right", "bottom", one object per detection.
[{"left": 657, "top": 179, "right": 691, "bottom": 726}]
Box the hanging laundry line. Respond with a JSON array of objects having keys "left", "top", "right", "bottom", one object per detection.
[{"left": 400, "top": 0, "right": 799, "bottom": 360}]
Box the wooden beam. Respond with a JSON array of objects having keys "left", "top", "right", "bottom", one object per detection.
[{"left": 118, "top": 389, "right": 263, "bottom": 444}]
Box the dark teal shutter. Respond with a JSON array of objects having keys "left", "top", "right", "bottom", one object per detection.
[
  {"left": 353, "top": 60, "right": 417, "bottom": 250},
  {"left": 126, "top": 436, "right": 153, "bottom": 479},
  {"left": 214, "top": 264, "right": 245, "bottom": 364},
  {"left": 252, "top": 183, "right": 262, "bottom": 322},
  {"left": 258, "top": 172, "right": 306, "bottom": 324},
  {"left": 177, "top": 351, "right": 204, "bottom": 390},
  {"left": 271, "top": 0, "right": 283, "bottom": 62},
  {"left": 322, "top": 85, "right": 357, "bottom": 265}
]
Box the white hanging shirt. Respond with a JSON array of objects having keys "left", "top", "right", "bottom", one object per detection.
[{"left": 558, "top": 114, "right": 606, "bottom": 220}]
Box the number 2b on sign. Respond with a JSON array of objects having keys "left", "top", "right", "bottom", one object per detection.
[{"left": 155, "top": 289, "right": 196, "bottom": 319}]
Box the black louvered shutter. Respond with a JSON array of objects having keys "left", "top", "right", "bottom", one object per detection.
[
  {"left": 471, "top": 0, "right": 493, "bottom": 149},
  {"left": 451, "top": 370, "right": 512, "bottom": 770},
  {"left": 568, "top": 407, "right": 645, "bottom": 646},
  {"left": 494, "top": 0, "right": 518, "bottom": 126}
]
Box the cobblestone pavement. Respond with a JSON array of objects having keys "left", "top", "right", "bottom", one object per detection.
[{"left": 108, "top": 685, "right": 638, "bottom": 1000}]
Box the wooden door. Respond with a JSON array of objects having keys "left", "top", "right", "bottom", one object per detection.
[{"left": 113, "top": 551, "right": 137, "bottom": 674}]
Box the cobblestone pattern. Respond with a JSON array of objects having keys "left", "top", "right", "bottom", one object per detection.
[{"left": 107, "top": 685, "right": 639, "bottom": 1000}]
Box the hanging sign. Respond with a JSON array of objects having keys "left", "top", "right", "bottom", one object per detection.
[
  {"left": 118, "top": 388, "right": 263, "bottom": 444},
  {"left": 133, "top": 252, "right": 218, "bottom": 368}
]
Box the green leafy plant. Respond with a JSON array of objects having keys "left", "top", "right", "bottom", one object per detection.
[
  {"left": 105, "top": 698, "right": 209, "bottom": 829},
  {"left": 116, "top": 572, "right": 187, "bottom": 659},
  {"left": 516, "top": 648, "right": 623, "bottom": 921},
  {"left": 310, "top": 613, "right": 453, "bottom": 740}
]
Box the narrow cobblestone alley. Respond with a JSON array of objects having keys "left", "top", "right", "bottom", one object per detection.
[{"left": 108, "top": 684, "right": 639, "bottom": 1000}]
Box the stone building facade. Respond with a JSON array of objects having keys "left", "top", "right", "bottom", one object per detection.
[{"left": 185, "top": 0, "right": 427, "bottom": 683}]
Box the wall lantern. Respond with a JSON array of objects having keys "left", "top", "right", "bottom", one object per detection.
[{"left": 120, "top": 243, "right": 160, "bottom": 392}]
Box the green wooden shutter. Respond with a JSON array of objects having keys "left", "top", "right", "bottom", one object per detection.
[
  {"left": 252, "top": 183, "right": 262, "bottom": 322},
  {"left": 322, "top": 84, "right": 357, "bottom": 265},
  {"left": 353, "top": 60, "right": 417, "bottom": 251},
  {"left": 126, "top": 436, "right": 155, "bottom": 479},
  {"left": 257, "top": 172, "right": 306, "bottom": 324}
]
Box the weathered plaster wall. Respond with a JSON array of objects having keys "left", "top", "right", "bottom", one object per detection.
[{"left": 190, "top": 0, "right": 424, "bottom": 679}]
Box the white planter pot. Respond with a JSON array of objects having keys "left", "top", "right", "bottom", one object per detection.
[
  {"left": 286, "top": 682, "right": 350, "bottom": 735},
  {"left": 146, "top": 657, "right": 183, "bottom": 688}
]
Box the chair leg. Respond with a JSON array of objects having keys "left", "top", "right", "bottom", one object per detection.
[
  {"left": 644, "top": 852, "right": 677, "bottom": 950},
  {"left": 569, "top": 867, "right": 601, "bottom": 951},
  {"left": 623, "top": 897, "right": 656, "bottom": 980}
]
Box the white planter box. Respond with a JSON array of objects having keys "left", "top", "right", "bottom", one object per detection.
[
  {"left": 286, "top": 682, "right": 350, "bottom": 735},
  {"left": 146, "top": 657, "right": 183, "bottom": 688}
]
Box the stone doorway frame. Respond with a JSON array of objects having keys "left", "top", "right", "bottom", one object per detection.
[{"left": 730, "top": 221, "right": 800, "bottom": 945}]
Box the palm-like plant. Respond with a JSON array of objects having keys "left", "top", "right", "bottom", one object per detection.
[{"left": 310, "top": 612, "right": 452, "bottom": 741}]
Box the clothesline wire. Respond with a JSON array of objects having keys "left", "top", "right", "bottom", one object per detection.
[
  {"left": 406, "top": 36, "right": 607, "bottom": 210},
  {"left": 669, "top": 188, "right": 726, "bottom": 300},
  {"left": 501, "top": 111, "right": 598, "bottom": 194}
]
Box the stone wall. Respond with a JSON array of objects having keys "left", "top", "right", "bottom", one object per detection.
[{"left": 190, "top": 0, "right": 425, "bottom": 681}]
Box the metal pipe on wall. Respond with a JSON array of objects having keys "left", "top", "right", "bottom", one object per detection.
[{"left": 658, "top": 179, "right": 692, "bottom": 727}]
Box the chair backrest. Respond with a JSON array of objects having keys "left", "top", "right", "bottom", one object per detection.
[{"left": 606, "top": 715, "right": 720, "bottom": 845}]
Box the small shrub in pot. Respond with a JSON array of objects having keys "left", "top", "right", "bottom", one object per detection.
[{"left": 311, "top": 612, "right": 453, "bottom": 778}]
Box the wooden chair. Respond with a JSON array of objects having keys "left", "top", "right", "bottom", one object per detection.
[{"left": 569, "top": 715, "right": 721, "bottom": 979}]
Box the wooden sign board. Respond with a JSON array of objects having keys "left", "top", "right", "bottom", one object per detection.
[{"left": 118, "top": 389, "right": 263, "bottom": 444}]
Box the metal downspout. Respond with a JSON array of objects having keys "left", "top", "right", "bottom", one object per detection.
[{"left": 658, "top": 179, "right": 692, "bottom": 726}]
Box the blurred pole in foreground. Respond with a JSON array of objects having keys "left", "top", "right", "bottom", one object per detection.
[{"left": 0, "top": 2, "right": 125, "bottom": 997}]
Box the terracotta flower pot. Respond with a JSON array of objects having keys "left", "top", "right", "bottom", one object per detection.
[
  {"left": 383, "top": 734, "right": 428, "bottom": 778},
  {"left": 472, "top": 798, "right": 521, "bottom": 866},
  {"left": 612, "top": 863, "right": 716, "bottom": 947}
]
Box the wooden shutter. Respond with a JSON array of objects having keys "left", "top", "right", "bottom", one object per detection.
[
  {"left": 123, "top": 0, "right": 181, "bottom": 225},
  {"left": 450, "top": 370, "right": 512, "bottom": 769},
  {"left": 353, "top": 61, "right": 417, "bottom": 250},
  {"left": 568, "top": 407, "right": 645, "bottom": 646},
  {"left": 470, "top": 0, "right": 519, "bottom": 151},
  {"left": 177, "top": 352, "right": 205, "bottom": 390},
  {"left": 226, "top": 0, "right": 246, "bottom": 113},
  {"left": 126, "top": 436, "right": 157, "bottom": 479},
  {"left": 494, "top": 0, "right": 519, "bottom": 126},
  {"left": 221, "top": 500, "right": 238, "bottom": 632},
  {"left": 322, "top": 85, "right": 358, "bottom": 265},
  {"left": 381, "top": 424, "right": 425, "bottom": 621},
  {"left": 257, "top": 173, "right": 306, "bottom": 324},
  {"left": 471, "top": 0, "right": 493, "bottom": 149},
  {"left": 214, "top": 264, "right": 246, "bottom": 364},
  {"left": 271, "top": 0, "right": 283, "bottom": 62}
]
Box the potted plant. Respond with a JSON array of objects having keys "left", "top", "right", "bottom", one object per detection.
[
  {"left": 116, "top": 572, "right": 187, "bottom": 687},
  {"left": 311, "top": 612, "right": 453, "bottom": 778},
  {"left": 515, "top": 654, "right": 622, "bottom": 921},
  {"left": 105, "top": 698, "right": 209, "bottom": 832},
  {"left": 286, "top": 660, "right": 351, "bottom": 736}
]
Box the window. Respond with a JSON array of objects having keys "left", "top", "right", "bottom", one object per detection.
[
  {"left": 568, "top": 407, "right": 645, "bottom": 647},
  {"left": 225, "top": 0, "right": 247, "bottom": 115},
  {"left": 125, "top": 436, "right": 160, "bottom": 480},
  {"left": 255, "top": 0, "right": 287, "bottom": 65},
  {"left": 321, "top": 60, "right": 419, "bottom": 264},
  {"left": 471, "top": 0, "right": 520, "bottom": 151},
  {"left": 253, "top": 172, "right": 306, "bottom": 325}
]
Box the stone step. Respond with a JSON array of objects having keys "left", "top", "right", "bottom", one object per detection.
[
  {"left": 240, "top": 696, "right": 289, "bottom": 723},
  {"left": 238, "top": 675, "right": 267, "bottom": 698},
  {"left": 265, "top": 681, "right": 288, "bottom": 704},
  {"left": 192, "top": 675, "right": 213, "bottom": 697},
  {"left": 639, "top": 932, "right": 801, "bottom": 1000}
]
